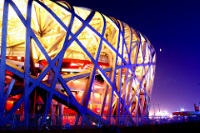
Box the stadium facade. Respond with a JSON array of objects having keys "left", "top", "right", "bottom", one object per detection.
[{"left": 0, "top": 0, "right": 156, "bottom": 128}]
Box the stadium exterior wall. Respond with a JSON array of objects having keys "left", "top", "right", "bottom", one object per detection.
[{"left": 0, "top": 0, "right": 156, "bottom": 128}]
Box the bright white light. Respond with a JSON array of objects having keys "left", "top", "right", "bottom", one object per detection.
[
  {"left": 159, "top": 48, "right": 162, "bottom": 52},
  {"left": 180, "top": 107, "right": 184, "bottom": 112},
  {"left": 169, "top": 114, "right": 173, "bottom": 118},
  {"left": 154, "top": 110, "right": 171, "bottom": 117},
  {"left": 163, "top": 110, "right": 168, "bottom": 116},
  {"left": 17, "top": 56, "right": 21, "bottom": 60}
]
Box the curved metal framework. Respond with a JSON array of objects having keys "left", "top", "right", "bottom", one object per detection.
[{"left": 0, "top": 0, "right": 156, "bottom": 128}]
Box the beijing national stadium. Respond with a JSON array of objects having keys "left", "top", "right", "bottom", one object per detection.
[{"left": 0, "top": 0, "right": 156, "bottom": 128}]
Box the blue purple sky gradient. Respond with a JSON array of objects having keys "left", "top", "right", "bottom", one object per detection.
[{"left": 65, "top": 0, "right": 200, "bottom": 114}]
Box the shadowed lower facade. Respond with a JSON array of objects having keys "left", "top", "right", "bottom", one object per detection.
[{"left": 0, "top": 0, "right": 156, "bottom": 128}]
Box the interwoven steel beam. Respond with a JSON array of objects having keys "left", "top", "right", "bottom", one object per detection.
[{"left": 0, "top": 0, "right": 156, "bottom": 128}]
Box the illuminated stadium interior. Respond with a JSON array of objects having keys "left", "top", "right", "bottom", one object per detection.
[{"left": 0, "top": 0, "right": 156, "bottom": 128}]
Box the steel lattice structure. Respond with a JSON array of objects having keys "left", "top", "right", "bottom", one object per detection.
[{"left": 0, "top": 0, "right": 156, "bottom": 128}]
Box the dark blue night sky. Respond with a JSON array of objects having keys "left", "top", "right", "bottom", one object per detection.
[{"left": 66, "top": 0, "right": 200, "bottom": 114}]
